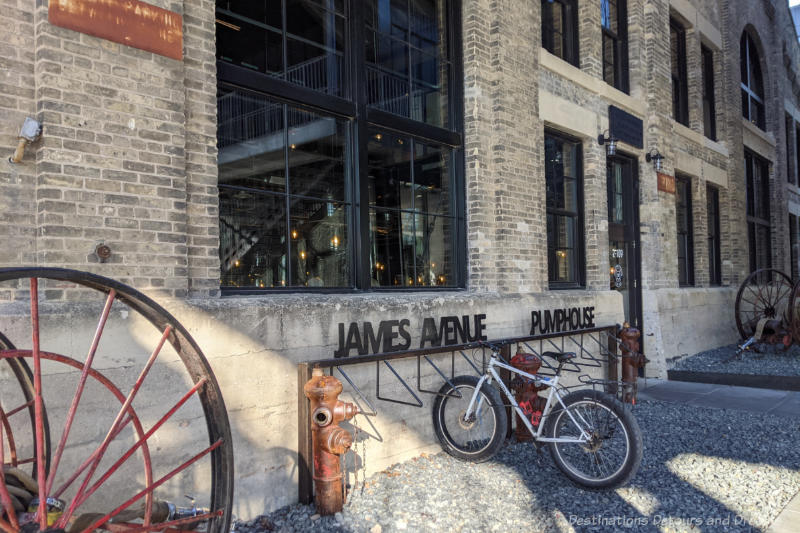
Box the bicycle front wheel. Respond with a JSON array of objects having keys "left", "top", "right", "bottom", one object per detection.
[
  {"left": 432, "top": 375, "right": 507, "bottom": 462},
  {"left": 545, "top": 390, "right": 642, "bottom": 489}
]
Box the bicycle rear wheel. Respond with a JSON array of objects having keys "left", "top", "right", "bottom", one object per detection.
[
  {"left": 431, "top": 375, "right": 507, "bottom": 462},
  {"left": 545, "top": 390, "right": 642, "bottom": 489}
]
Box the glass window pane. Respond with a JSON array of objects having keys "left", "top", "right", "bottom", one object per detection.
[
  {"left": 370, "top": 209, "right": 415, "bottom": 287},
  {"left": 287, "top": 109, "right": 348, "bottom": 200},
  {"left": 412, "top": 213, "right": 455, "bottom": 286},
  {"left": 216, "top": 14, "right": 282, "bottom": 75},
  {"left": 219, "top": 188, "right": 288, "bottom": 288},
  {"left": 413, "top": 142, "right": 451, "bottom": 215},
  {"left": 545, "top": 136, "right": 579, "bottom": 212},
  {"left": 289, "top": 198, "right": 349, "bottom": 287},
  {"left": 226, "top": 1, "right": 282, "bottom": 26},
  {"left": 411, "top": 51, "right": 449, "bottom": 127},
  {"left": 217, "top": 88, "right": 286, "bottom": 194},
  {"left": 368, "top": 132, "right": 412, "bottom": 210}
]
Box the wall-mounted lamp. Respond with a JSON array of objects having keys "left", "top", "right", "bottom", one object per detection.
[
  {"left": 597, "top": 130, "right": 617, "bottom": 156},
  {"left": 645, "top": 148, "right": 665, "bottom": 172},
  {"left": 8, "top": 117, "right": 42, "bottom": 164}
]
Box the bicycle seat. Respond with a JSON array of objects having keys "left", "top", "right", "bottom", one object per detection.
[{"left": 542, "top": 351, "right": 577, "bottom": 363}]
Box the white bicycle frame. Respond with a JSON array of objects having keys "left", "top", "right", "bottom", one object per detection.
[{"left": 464, "top": 352, "right": 593, "bottom": 443}]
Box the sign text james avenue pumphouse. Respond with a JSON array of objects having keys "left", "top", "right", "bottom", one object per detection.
[
  {"left": 530, "top": 306, "right": 595, "bottom": 335},
  {"left": 334, "top": 314, "right": 487, "bottom": 357}
]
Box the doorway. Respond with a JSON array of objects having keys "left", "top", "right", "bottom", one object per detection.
[{"left": 607, "top": 155, "right": 642, "bottom": 336}]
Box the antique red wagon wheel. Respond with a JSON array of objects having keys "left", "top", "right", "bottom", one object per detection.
[
  {"left": 0, "top": 268, "right": 233, "bottom": 533},
  {"left": 734, "top": 268, "right": 793, "bottom": 341}
]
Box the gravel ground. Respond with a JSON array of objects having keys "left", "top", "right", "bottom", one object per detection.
[
  {"left": 671, "top": 343, "right": 800, "bottom": 376},
  {"left": 233, "top": 399, "right": 800, "bottom": 533}
]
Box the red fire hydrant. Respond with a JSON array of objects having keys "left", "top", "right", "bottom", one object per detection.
[
  {"left": 619, "top": 324, "right": 647, "bottom": 404},
  {"left": 303, "top": 367, "right": 358, "bottom": 515}
]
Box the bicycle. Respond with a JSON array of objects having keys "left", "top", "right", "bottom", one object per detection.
[{"left": 431, "top": 341, "right": 643, "bottom": 489}]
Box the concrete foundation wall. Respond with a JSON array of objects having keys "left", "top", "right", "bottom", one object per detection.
[{"left": 0, "top": 289, "right": 622, "bottom": 517}]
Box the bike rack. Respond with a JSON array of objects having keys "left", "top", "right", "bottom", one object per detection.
[{"left": 297, "top": 325, "right": 624, "bottom": 504}]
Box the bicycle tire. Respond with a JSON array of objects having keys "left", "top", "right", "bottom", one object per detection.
[
  {"left": 432, "top": 375, "right": 507, "bottom": 462},
  {"left": 545, "top": 390, "right": 642, "bottom": 489}
]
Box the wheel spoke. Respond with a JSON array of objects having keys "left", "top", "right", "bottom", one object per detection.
[
  {"left": 56, "top": 325, "right": 172, "bottom": 527},
  {"left": 29, "top": 278, "right": 48, "bottom": 530},
  {"left": 62, "top": 377, "right": 209, "bottom": 525},
  {"left": 0, "top": 423, "right": 20, "bottom": 529},
  {"left": 4, "top": 400, "right": 35, "bottom": 418},
  {"left": 107, "top": 510, "right": 224, "bottom": 533},
  {"left": 75, "top": 439, "right": 223, "bottom": 533},
  {"left": 46, "top": 290, "right": 116, "bottom": 497},
  {"left": 0, "top": 409, "right": 17, "bottom": 467}
]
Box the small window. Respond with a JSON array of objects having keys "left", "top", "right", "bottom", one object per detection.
[
  {"left": 745, "top": 150, "right": 771, "bottom": 272},
  {"left": 545, "top": 130, "right": 584, "bottom": 288},
  {"left": 601, "top": 0, "right": 629, "bottom": 93},
  {"left": 542, "top": 0, "right": 579, "bottom": 67},
  {"left": 676, "top": 175, "right": 694, "bottom": 286},
  {"left": 740, "top": 32, "right": 765, "bottom": 129},
  {"left": 707, "top": 184, "right": 721, "bottom": 286},
  {"left": 701, "top": 45, "right": 716, "bottom": 140},
  {"left": 670, "top": 18, "right": 689, "bottom": 126}
]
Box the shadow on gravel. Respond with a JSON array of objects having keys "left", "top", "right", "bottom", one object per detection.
[{"left": 492, "top": 398, "right": 800, "bottom": 532}]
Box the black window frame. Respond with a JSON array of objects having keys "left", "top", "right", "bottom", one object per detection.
[
  {"left": 545, "top": 129, "right": 585, "bottom": 289},
  {"left": 701, "top": 44, "right": 716, "bottom": 140},
  {"left": 601, "top": 0, "right": 629, "bottom": 93},
  {"left": 541, "top": 0, "right": 579, "bottom": 67},
  {"left": 675, "top": 174, "right": 694, "bottom": 287},
  {"left": 706, "top": 184, "right": 721, "bottom": 286},
  {"left": 740, "top": 31, "right": 766, "bottom": 130},
  {"left": 215, "top": 0, "right": 466, "bottom": 294},
  {"left": 745, "top": 149, "right": 771, "bottom": 272},
  {"left": 786, "top": 113, "right": 794, "bottom": 185},
  {"left": 670, "top": 17, "right": 689, "bottom": 127},
  {"left": 791, "top": 214, "right": 799, "bottom": 281},
  {"left": 795, "top": 121, "right": 800, "bottom": 187}
]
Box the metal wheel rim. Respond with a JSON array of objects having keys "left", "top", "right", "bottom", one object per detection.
[
  {"left": 0, "top": 268, "right": 234, "bottom": 533},
  {"left": 438, "top": 384, "right": 497, "bottom": 455},
  {"left": 734, "top": 269, "right": 793, "bottom": 341}
]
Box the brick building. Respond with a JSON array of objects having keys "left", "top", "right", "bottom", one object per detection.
[{"left": 1, "top": 0, "right": 800, "bottom": 516}]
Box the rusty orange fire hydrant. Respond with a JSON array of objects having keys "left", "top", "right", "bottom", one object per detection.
[
  {"left": 303, "top": 367, "right": 358, "bottom": 515},
  {"left": 619, "top": 323, "right": 647, "bottom": 404}
]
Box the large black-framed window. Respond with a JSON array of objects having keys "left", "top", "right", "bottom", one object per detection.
[
  {"left": 541, "top": 0, "right": 579, "bottom": 67},
  {"left": 740, "top": 31, "right": 765, "bottom": 130},
  {"left": 601, "top": 0, "right": 628, "bottom": 93},
  {"left": 701, "top": 45, "right": 716, "bottom": 140},
  {"left": 675, "top": 174, "right": 694, "bottom": 286},
  {"left": 706, "top": 184, "right": 721, "bottom": 286},
  {"left": 745, "top": 150, "right": 771, "bottom": 272},
  {"left": 216, "top": 0, "right": 464, "bottom": 292},
  {"left": 670, "top": 18, "right": 689, "bottom": 126},
  {"left": 545, "top": 130, "right": 584, "bottom": 288}
]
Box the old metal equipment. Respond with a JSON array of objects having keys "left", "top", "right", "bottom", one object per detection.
[
  {"left": 734, "top": 269, "right": 795, "bottom": 357},
  {"left": 509, "top": 349, "right": 546, "bottom": 441},
  {"left": 303, "top": 368, "right": 358, "bottom": 515},
  {"left": 0, "top": 267, "right": 234, "bottom": 533}
]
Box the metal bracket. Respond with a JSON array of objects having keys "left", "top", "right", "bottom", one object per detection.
[{"left": 376, "top": 360, "right": 423, "bottom": 407}]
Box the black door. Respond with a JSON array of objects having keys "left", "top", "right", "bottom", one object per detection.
[{"left": 607, "top": 156, "right": 642, "bottom": 335}]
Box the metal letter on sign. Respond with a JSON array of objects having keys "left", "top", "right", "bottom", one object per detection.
[{"left": 49, "top": 0, "right": 183, "bottom": 60}]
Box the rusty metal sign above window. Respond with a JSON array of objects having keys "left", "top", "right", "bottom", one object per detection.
[
  {"left": 49, "top": 0, "right": 183, "bottom": 60},
  {"left": 657, "top": 172, "right": 676, "bottom": 194}
]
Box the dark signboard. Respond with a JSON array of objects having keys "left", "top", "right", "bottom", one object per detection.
[
  {"left": 609, "top": 106, "right": 643, "bottom": 149},
  {"left": 49, "top": 0, "right": 183, "bottom": 60}
]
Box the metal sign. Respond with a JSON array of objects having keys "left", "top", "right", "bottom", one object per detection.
[
  {"left": 49, "top": 0, "right": 183, "bottom": 60},
  {"left": 657, "top": 172, "right": 676, "bottom": 194},
  {"left": 608, "top": 105, "right": 643, "bottom": 149}
]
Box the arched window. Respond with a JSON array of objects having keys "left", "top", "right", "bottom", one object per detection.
[{"left": 740, "top": 31, "right": 765, "bottom": 129}]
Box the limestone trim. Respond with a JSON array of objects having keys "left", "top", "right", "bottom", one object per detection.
[
  {"left": 742, "top": 118, "right": 777, "bottom": 160},
  {"left": 669, "top": 0, "right": 722, "bottom": 49},
  {"left": 672, "top": 120, "right": 729, "bottom": 158},
  {"left": 539, "top": 49, "right": 645, "bottom": 117}
]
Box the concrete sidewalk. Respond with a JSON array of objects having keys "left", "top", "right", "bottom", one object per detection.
[{"left": 638, "top": 379, "right": 800, "bottom": 533}]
